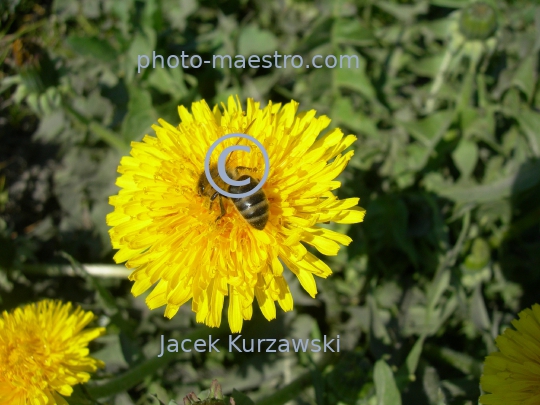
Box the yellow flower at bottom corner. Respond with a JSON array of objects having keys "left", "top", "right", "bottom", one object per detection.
[
  {"left": 107, "top": 95, "right": 366, "bottom": 333},
  {"left": 479, "top": 303, "right": 540, "bottom": 405},
  {"left": 0, "top": 300, "right": 105, "bottom": 405}
]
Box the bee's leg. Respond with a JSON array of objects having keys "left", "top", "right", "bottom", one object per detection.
[
  {"left": 209, "top": 191, "right": 219, "bottom": 210},
  {"left": 215, "top": 195, "right": 226, "bottom": 222}
]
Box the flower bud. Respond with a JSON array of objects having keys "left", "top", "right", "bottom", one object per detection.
[
  {"left": 182, "top": 380, "right": 236, "bottom": 404},
  {"left": 459, "top": 2, "right": 498, "bottom": 41}
]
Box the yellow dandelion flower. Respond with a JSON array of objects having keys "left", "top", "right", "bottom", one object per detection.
[
  {"left": 107, "top": 95, "right": 366, "bottom": 333},
  {"left": 480, "top": 303, "right": 540, "bottom": 405},
  {"left": 0, "top": 299, "right": 105, "bottom": 405}
]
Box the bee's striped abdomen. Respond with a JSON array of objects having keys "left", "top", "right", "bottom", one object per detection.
[{"left": 229, "top": 175, "right": 269, "bottom": 230}]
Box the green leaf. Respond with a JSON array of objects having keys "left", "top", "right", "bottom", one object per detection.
[
  {"left": 121, "top": 86, "right": 158, "bottom": 142},
  {"left": 421, "top": 365, "right": 444, "bottom": 405},
  {"left": 82, "top": 0, "right": 100, "bottom": 18},
  {"left": 364, "top": 196, "right": 419, "bottom": 268},
  {"left": 64, "top": 385, "right": 97, "bottom": 405},
  {"left": 140, "top": 0, "right": 161, "bottom": 33},
  {"left": 512, "top": 54, "right": 537, "bottom": 102},
  {"left": 429, "top": 0, "right": 469, "bottom": 7},
  {"left": 421, "top": 18, "right": 453, "bottom": 39},
  {"left": 516, "top": 108, "right": 540, "bottom": 157},
  {"left": 332, "top": 18, "right": 376, "bottom": 46},
  {"left": 53, "top": 0, "right": 79, "bottom": 18},
  {"left": 147, "top": 66, "right": 189, "bottom": 99},
  {"left": 333, "top": 48, "right": 375, "bottom": 99},
  {"left": 91, "top": 334, "right": 129, "bottom": 369},
  {"left": 463, "top": 110, "right": 497, "bottom": 149},
  {"left": 405, "top": 143, "right": 429, "bottom": 173},
  {"left": 369, "top": 295, "right": 392, "bottom": 345},
  {"left": 88, "top": 355, "right": 170, "bottom": 399},
  {"left": 119, "top": 330, "right": 143, "bottom": 365},
  {"left": 409, "top": 53, "right": 446, "bottom": 78},
  {"left": 295, "top": 17, "right": 333, "bottom": 54},
  {"left": 125, "top": 28, "right": 156, "bottom": 82},
  {"left": 471, "top": 284, "right": 491, "bottom": 331},
  {"left": 374, "top": 360, "right": 402, "bottom": 405},
  {"left": 86, "top": 326, "right": 228, "bottom": 399},
  {"left": 231, "top": 389, "right": 255, "bottom": 405},
  {"left": 452, "top": 139, "right": 478, "bottom": 178},
  {"left": 59, "top": 252, "right": 140, "bottom": 342},
  {"left": 375, "top": 1, "right": 428, "bottom": 22},
  {"left": 237, "top": 25, "right": 278, "bottom": 56},
  {"left": 502, "top": 87, "right": 521, "bottom": 118},
  {"left": 432, "top": 160, "right": 540, "bottom": 203},
  {"left": 325, "top": 351, "right": 369, "bottom": 403},
  {"left": 35, "top": 110, "right": 65, "bottom": 141},
  {"left": 405, "top": 336, "right": 425, "bottom": 378},
  {"left": 0, "top": 75, "right": 21, "bottom": 94},
  {"left": 464, "top": 238, "right": 490, "bottom": 270},
  {"left": 161, "top": 0, "right": 197, "bottom": 31},
  {"left": 254, "top": 355, "right": 335, "bottom": 405},
  {"left": 456, "top": 62, "right": 476, "bottom": 114},
  {"left": 427, "top": 269, "right": 451, "bottom": 313},
  {"left": 331, "top": 97, "right": 378, "bottom": 137},
  {"left": 423, "top": 345, "right": 483, "bottom": 378},
  {"left": 65, "top": 35, "right": 117, "bottom": 62},
  {"left": 59, "top": 252, "right": 120, "bottom": 314},
  {"left": 440, "top": 378, "right": 481, "bottom": 401},
  {"left": 89, "top": 121, "right": 130, "bottom": 151},
  {"left": 105, "top": 0, "right": 134, "bottom": 35},
  {"left": 398, "top": 110, "right": 454, "bottom": 146},
  {"left": 462, "top": 161, "right": 540, "bottom": 202}
]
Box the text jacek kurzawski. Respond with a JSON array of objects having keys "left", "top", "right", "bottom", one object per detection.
[{"left": 157, "top": 334, "right": 340, "bottom": 356}]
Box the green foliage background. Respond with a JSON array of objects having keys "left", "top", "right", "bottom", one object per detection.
[{"left": 1, "top": 0, "right": 539, "bottom": 404}]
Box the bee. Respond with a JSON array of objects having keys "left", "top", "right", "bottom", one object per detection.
[{"left": 197, "top": 163, "right": 270, "bottom": 230}]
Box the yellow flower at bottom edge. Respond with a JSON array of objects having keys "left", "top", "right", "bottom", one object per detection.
[
  {"left": 480, "top": 303, "right": 540, "bottom": 405},
  {"left": 107, "top": 95, "right": 366, "bottom": 333},
  {"left": 0, "top": 300, "right": 105, "bottom": 405}
]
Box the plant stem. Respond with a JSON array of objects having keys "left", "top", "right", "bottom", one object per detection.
[
  {"left": 425, "top": 36, "right": 465, "bottom": 114},
  {"left": 62, "top": 99, "right": 130, "bottom": 151},
  {"left": 254, "top": 354, "right": 335, "bottom": 405},
  {"left": 86, "top": 327, "right": 229, "bottom": 399},
  {"left": 19, "top": 263, "right": 131, "bottom": 278}
]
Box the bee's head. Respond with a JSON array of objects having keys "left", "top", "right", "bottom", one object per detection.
[
  {"left": 197, "top": 175, "right": 207, "bottom": 196},
  {"left": 197, "top": 170, "right": 218, "bottom": 198}
]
